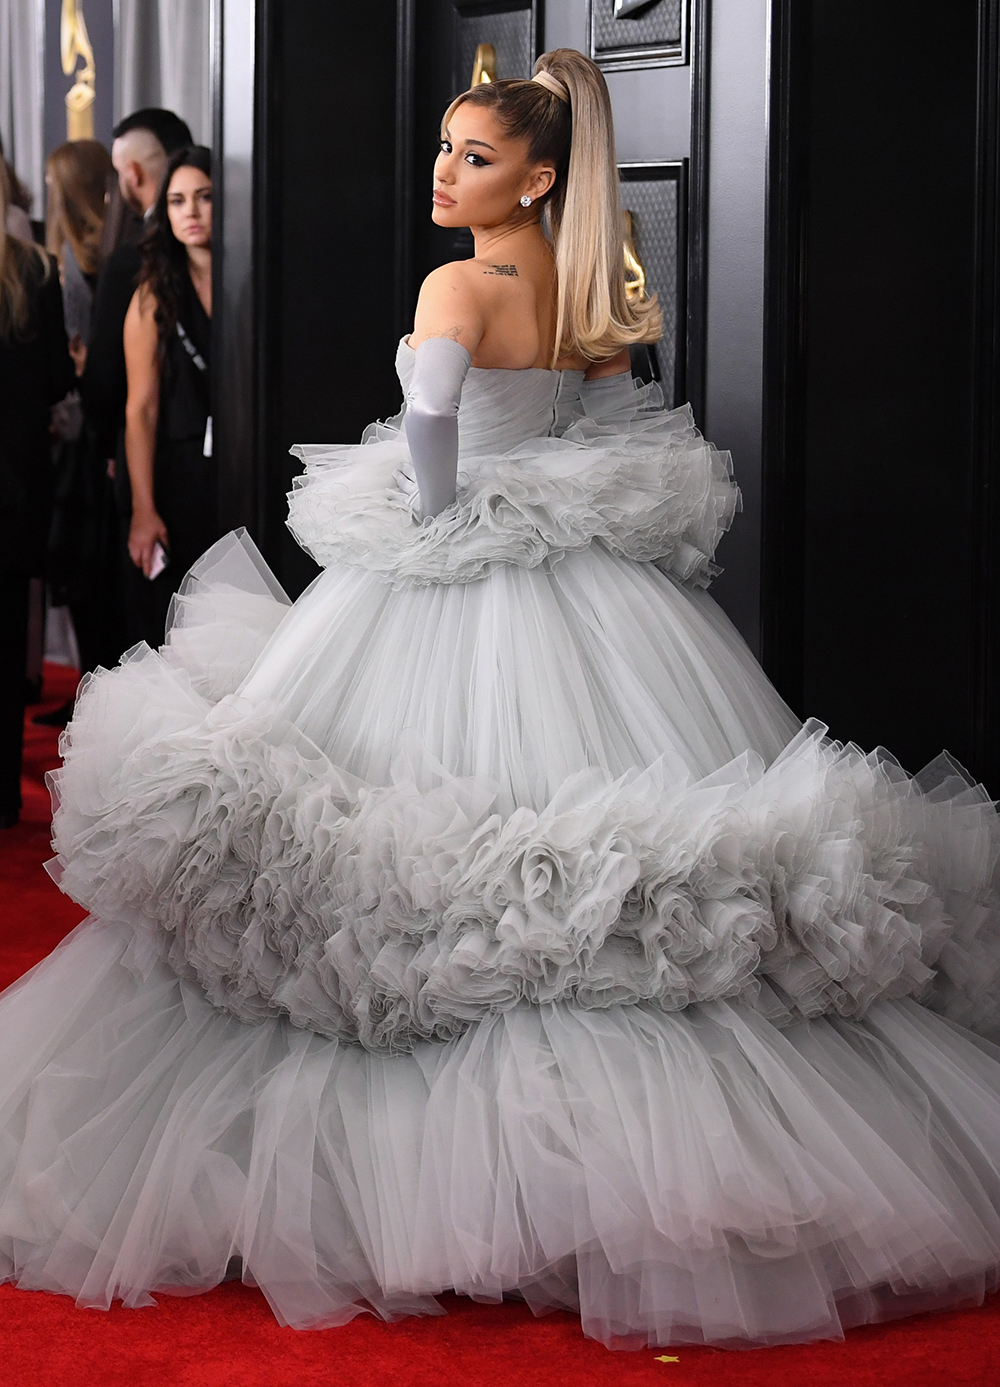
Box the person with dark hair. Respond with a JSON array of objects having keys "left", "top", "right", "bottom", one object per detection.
[
  {"left": 110, "top": 109, "right": 194, "bottom": 222},
  {"left": 77, "top": 108, "right": 194, "bottom": 656},
  {"left": 122, "top": 145, "right": 216, "bottom": 644},
  {"left": 79, "top": 109, "right": 193, "bottom": 464},
  {"left": 112, "top": 109, "right": 196, "bottom": 169},
  {"left": 0, "top": 163, "right": 74, "bottom": 825}
]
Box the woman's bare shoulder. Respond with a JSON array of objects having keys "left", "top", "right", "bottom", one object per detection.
[
  {"left": 411, "top": 260, "right": 489, "bottom": 353},
  {"left": 124, "top": 285, "right": 159, "bottom": 366},
  {"left": 126, "top": 282, "right": 158, "bottom": 323},
  {"left": 418, "top": 257, "right": 496, "bottom": 304}
]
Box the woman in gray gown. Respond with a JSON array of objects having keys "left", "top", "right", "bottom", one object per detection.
[{"left": 2, "top": 48, "right": 1000, "bottom": 1350}]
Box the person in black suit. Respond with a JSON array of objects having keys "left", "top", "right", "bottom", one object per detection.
[
  {"left": 0, "top": 168, "right": 74, "bottom": 826},
  {"left": 78, "top": 109, "right": 193, "bottom": 651}
]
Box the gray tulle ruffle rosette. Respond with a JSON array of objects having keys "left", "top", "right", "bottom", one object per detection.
[
  {"left": 286, "top": 394, "right": 739, "bottom": 590},
  {"left": 47, "top": 535, "right": 1000, "bottom": 1054}
]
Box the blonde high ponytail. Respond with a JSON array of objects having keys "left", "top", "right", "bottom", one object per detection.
[
  {"left": 534, "top": 50, "right": 661, "bottom": 363},
  {"left": 442, "top": 48, "right": 661, "bottom": 364}
]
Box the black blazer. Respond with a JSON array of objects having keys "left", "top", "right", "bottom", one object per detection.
[
  {"left": 0, "top": 246, "right": 74, "bottom": 575},
  {"left": 79, "top": 239, "right": 142, "bottom": 461}
]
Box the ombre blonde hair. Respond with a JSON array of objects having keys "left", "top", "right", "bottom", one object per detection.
[
  {"left": 0, "top": 161, "right": 50, "bottom": 342},
  {"left": 442, "top": 48, "right": 662, "bottom": 364}
]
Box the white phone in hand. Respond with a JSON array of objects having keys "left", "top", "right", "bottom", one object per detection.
[{"left": 148, "top": 541, "right": 169, "bottom": 581}]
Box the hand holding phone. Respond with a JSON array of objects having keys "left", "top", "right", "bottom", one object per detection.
[
  {"left": 148, "top": 541, "right": 169, "bottom": 581},
  {"left": 128, "top": 511, "right": 170, "bottom": 578}
]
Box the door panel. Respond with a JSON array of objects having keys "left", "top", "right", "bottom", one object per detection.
[
  {"left": 591, "top": 0, "right": 686, "bottom": 68},
  {"left": 619, "top": 163, "right": 685, "bottom": 397},
  {"left": 607, "top": 68, "right": 691, "bottom": 162},
  {"left": 454, "top": 4, "right": 536, "bottom": 84}
]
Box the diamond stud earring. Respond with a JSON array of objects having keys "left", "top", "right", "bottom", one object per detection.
[{"left": 520, "top": 195, "right": 532, "bottom": 207}]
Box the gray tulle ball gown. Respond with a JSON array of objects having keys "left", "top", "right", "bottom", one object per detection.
[{"left": 3, "top": 340, "right": 1000, "bottom": 1349}]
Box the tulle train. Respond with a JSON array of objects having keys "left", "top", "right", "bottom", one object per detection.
[
  {"left": 9, "top": 349, "right": 1000, "bottom": 1348},
  {"left": 2, "top": 916, "right": 1000, "bottom": 1346}
]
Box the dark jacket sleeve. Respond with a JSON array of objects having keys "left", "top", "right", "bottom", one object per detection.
[
  {"left": 80, "top": 242, "right": 142, "bottom": 457},
  {"left": 39, "top": 263, "right": 75, "bottom": 406},
  {"left": 0, "top": 251, "right": 74, "bottom": 575}
]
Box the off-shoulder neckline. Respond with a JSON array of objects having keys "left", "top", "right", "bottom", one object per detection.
[{"left": 400, "top": 336, "right": 585, "bottom": 377}]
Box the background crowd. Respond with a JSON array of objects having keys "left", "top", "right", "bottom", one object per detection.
[{"left": 0, "top": 108, "right": 219, "bottom": 828}]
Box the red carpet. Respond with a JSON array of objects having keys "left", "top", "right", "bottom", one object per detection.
[
  {"left": 1, "top": 664, "right": 999, "bottom": 1386},
  {"left": 1, "top": 664, "right": 87, "bottom": 991}
]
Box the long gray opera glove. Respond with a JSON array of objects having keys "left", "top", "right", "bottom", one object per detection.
[
  {"left": 578, "top": 369, "right": 636, "bottom": 422},
  {"left": 405, "top": 337, "right": 472, "bottom": 519}
]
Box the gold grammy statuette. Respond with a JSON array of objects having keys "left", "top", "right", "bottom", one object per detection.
[
  {"left": 471, "top": 43, "right": 497, "bottom": 87},
  {"left": 61, "top": 0, "right": 96, "bottom": 141},
  {"left": 623, "top": 210, "right": 647, "bottom": 302}
]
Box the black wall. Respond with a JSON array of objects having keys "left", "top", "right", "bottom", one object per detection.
[
  {"left": 256, "top": 0, "right": 400, "bottom": 594},
  {"left": 403, "top": 0, "right": 465, "bottom": 312},
  {"left": 763, "top": 0, "right": 1000, "bottom": 785}
]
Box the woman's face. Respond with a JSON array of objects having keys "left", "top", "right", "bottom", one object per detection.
[
  {"left": 166, "top": 165, "right": 212, "bottom": 249},
  {"left": 432, "top": 102, "right": 555, "bottom": 229}
]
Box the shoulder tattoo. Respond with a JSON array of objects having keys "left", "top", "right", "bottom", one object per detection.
[{"left": 483, "top": 264, "right": 518, "bottom": 277}]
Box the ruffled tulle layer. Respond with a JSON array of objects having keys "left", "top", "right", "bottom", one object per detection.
[
  {"left": 286, "top": 396, "right": 738, "bottom": 589},
  {"left": 2, "top": 917, "right": 1000, "bottom": 1346},
  {"left": 46, "top": 534, "right": 1000, "bottom": 1052}
]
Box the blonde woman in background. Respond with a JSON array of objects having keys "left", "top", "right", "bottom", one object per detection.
[
  {"left": 40, "top": 138, "right": 124, "bottom": 723},
  {"left": 5, "top": 49, "right": 1000, "bottom": 1354},
  {"left": 45, "top": 139, "right": 112, "bottom": 371}
]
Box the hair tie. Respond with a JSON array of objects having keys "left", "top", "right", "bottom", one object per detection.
[{"left": 531, "top": 70, "right": 569, "bottom": 103}]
